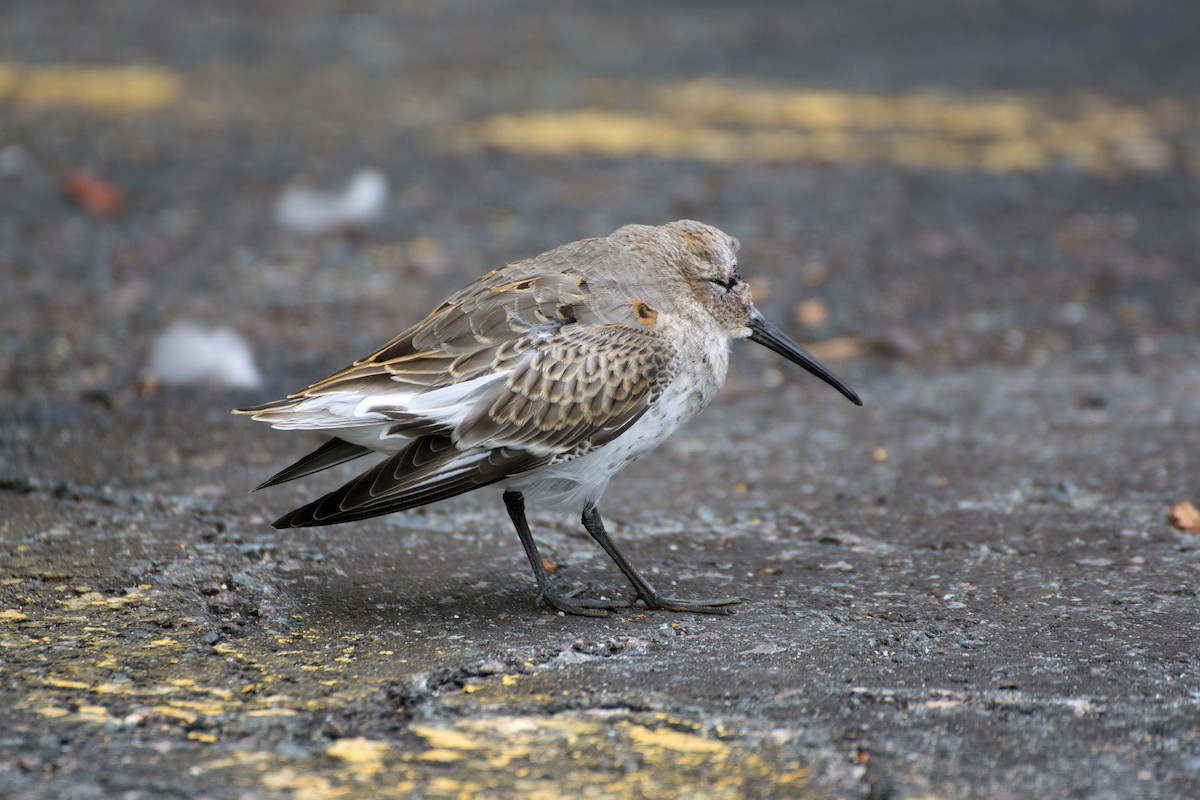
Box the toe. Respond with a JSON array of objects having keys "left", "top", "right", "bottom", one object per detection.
[
  {"left": 538, "top": 587, "right": 631, "bottom": 617},
  {"left": 640, "top": 594, "right": 747, "bottom": 614}
]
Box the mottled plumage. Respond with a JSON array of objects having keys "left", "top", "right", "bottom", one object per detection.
[{"left": 236, "top": 220, "right": 861, "bottom": 615}]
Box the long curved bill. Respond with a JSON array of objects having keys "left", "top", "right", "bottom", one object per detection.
[{"left": 747, "top": 306, "right": 863, "bottom": 406}]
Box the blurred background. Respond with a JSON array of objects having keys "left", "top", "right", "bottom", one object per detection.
[
  {"left": 3, "top": 2, "right": 1200, "bottom": 798},
  {"left": 2, "top": 0, "right": 1198, "bottom": 412}
]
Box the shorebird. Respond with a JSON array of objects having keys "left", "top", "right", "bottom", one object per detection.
[{"left": 235, "top": 220, "right": 862, "bottom": 616}]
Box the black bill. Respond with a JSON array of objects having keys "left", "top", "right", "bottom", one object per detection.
[{"left": 747, "top": 306, "right": 863, "bottom": 406}]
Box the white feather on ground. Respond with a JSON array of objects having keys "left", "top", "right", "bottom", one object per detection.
[
  {"left": 149, "top": 322, "right": 262, "bottom": 389},
  {"left": 274, "top": 169, "right": 388, "bottom": 235}
]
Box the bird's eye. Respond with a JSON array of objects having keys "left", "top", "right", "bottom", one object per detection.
[{"left": 707, "top": 276, "right": 736, "bottom": 293}]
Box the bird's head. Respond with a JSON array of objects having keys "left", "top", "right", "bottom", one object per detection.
[{"left": 662, "top": 219, "right": 862, "bottom": 406}]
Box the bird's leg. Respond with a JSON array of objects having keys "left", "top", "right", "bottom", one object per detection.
[
  {"left": 580, "top": 503, "right": 745, "bottom": 614},
  {"left": 502, "top": 490, "right": 627, "bottom": 617}
]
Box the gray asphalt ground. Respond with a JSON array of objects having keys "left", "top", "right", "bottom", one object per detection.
[{"left": 3, "top": 2, "right": 1200, "bottom": 798}]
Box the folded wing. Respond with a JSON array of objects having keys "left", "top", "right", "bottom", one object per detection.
[{"left": 270, "top": 322, "right": 673, "bottom": 527}]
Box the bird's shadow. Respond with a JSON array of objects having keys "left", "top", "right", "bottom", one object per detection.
[{"left": 285, "top": 566, "right": 633, "bottom": 636}]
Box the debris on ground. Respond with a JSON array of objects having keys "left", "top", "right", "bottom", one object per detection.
[
  {"left": 274, "top": 169, "right": 388, "bottom": 235},
  {"left": 61, "top": 169, "right": 125, "bottom": 216},
  {"left": 1169, "top": 500, "right": 1200, "bottom": 533},
  {"left": 147, "top": 321, "right": 262, "bottom": 389}
]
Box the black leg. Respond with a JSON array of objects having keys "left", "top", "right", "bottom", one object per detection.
[
  {"left": 502, "top": 490, "right": 627, "bottom": 617},
  {"left": 581, "top": 502, "right": 745, "bottom": 614}
]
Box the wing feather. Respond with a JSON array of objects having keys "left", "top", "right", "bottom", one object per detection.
[
  {"left": 272, "top": 438, "right": 541, "bottom": 527},
  {"left": 272, "top": 323, "right": 673, "bottom": 526},
  {"left": 253, "top": 438, "right": 373, "bottom": 490}
]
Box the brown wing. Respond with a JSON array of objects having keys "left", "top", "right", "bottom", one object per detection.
[
  {"left": 271, "top": 321, "right": 676, "bottom": 527},
  {"left": 456, "top": 323, "right": 673, "bottom": 454},
  {"left": 237, "top": 267, "right": 599, "bottom": 420}
]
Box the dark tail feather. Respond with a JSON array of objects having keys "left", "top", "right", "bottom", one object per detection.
[
  {"left": 254, "top": 438, "right": 373, "bottom": 490},
  {"left": 272, "top": 438, "right": 538, "bottom": 528},
  {"left": 272, "top": 469, "right": 486, "bottom": 528}
]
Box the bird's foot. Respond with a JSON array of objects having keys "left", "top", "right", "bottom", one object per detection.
[
  {"left": 538, "top": 585, "right": 631, "bottom": 617},
  {"left": 636, "top": 592, "right": 746, "bottom": 615}
]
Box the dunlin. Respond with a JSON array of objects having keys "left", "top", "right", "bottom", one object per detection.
[{"left": 235, "top": 220, "right": 862, "bottom": 615}]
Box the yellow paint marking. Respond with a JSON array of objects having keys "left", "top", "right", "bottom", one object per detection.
[
  {"left": 260, "top": 768, "right": 351, "bottom": 800},
  {"left": 259, "top": 769, "right": 299, "bottom": 789},
  {"left": 35, "top": 706, "right": 71, "bottom": 718},
  {"left": 94, "top": 682, "right": 136, "bottom": 695},
  {"left": 414, "top": 726, "right": 483, "bottom": 751},
  {"left": 164, "top": 699, "right": 228, "bottom": 715},
  {"left": 245, "top": 708, "right": 298, "bottom": 717},
  {"left": 658, "top": 79, "right": 1040, "bottom": 134},
  {"left": 779, "top": 767, "right": 812, "bottom": 783},
  {"left": 76, "top": 705, "right": 113, "bottom": 722},
  {"left": 151, "top": 704, "right": 198, "bottom": 723},
  {"left": 455, "top": 109, "right": 743, "bottom": 159},
  {"left": 55, "top": 591, "right": 141, "bottom": 611},
  {"left": 326, "top": 737, "right": 389, "bottom": 763},
  {"left": 417, "top": 748, "right": 466, "bottom": 762},
  {"left": 0, "top": 62, "right": 182, "bottom": 114},
  {"left": 447, "top": 79, "right": 1190, "bottom": 176},
  {"left": 163, "top": 679, "right": 233, "bottom": 700},
  {"left": 624, "top": 723, "right": 729, "bottom": 755},
  {"left": 193, "top": 714, "right": 810, "bottom": 798},
  {"left": 429, "top": 777, "right": 484, "bottom": 795},
  {"left": 396, "top": 715, "right": 794, "bottom": 796},
  {"left": 326, "top": 738, "right": 389, "bottom": 776}
]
